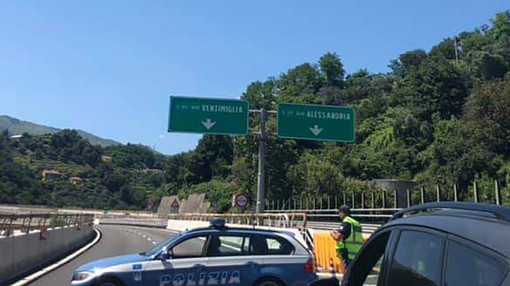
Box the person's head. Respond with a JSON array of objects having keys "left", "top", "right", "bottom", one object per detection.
[{"left": 338, "top": 205, "right": 351, "bottom": 220}]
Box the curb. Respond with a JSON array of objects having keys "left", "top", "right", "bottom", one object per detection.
[{"left": 12, "top": 228, "right": 102, "bottom": 286}]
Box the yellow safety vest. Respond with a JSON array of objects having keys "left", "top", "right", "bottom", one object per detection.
[{"left": 335, "top": 216, "right": 363, "bottom": 260}]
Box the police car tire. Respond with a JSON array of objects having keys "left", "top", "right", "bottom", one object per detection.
[
  {"left": 253, "top": 277, "right": 284, "bottom": 286},
  {"left": 96, "top": 276, "right": 124, "bottom": 286}
]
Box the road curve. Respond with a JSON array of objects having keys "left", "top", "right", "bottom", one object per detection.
[{"left": 30, "top": 225, "right": 178, "bottom": 286}]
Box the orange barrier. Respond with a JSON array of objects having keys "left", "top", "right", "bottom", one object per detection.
[
  {"left": 313, "top": 231, "right": 370, "bottom": 274},
  {"left": 314, "top": 232, "right": 343, "bottom": 273}
]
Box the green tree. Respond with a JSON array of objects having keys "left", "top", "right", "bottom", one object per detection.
[
  {"left": 319, "top": 52, "right": 345, "bottom": 87},
  {"left": 462, "top": 78, "right": 510, "bottom": 155}
]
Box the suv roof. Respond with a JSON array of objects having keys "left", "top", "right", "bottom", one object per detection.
[{"left": 384, "top": 202, "right": 510, "bottom": 258}]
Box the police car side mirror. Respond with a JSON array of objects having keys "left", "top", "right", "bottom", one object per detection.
[{"left": 159, "top": 248, "right": 172, "bottom": 260}]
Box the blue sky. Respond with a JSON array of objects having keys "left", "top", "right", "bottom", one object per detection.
[{"left": 0, "top": 1, "right": 508, "bottom": 155}]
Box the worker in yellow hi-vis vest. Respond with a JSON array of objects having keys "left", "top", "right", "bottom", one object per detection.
[{"left": 330, "top": 205, "right": 363, "bottom": 273}]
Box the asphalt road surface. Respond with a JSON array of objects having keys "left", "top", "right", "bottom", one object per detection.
[{"left": 30, "top": 225, "right": 178, "bottom": 286}]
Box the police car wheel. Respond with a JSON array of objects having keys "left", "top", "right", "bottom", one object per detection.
[
  {"left": 96, "top": 276, "right": 123, "bottom": 286},
  {"left": 254, "top": 277, "right": 284, "bottom": 286}
]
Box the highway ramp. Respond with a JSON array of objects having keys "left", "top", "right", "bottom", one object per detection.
[{"left": 29, "top": 225, "right": 178, "bottom": 286}]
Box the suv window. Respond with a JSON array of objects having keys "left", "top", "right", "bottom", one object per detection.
[
  {"left": 251, "top": 234, "right": 294, "bottom": 255},
  {"left": 171, "top": 235, "right": 207, "bottom": 258},
  {"left": 445, "top": 240, "right": 507, "bottom": 286},
  {"left": 206, "top": 235, "right": 250, "bottom": 257},
  {"left": 346, "top": 231, "right": 391, "bottom": 286},
  {"left": 387, "top": 231, "right": 445, "bottom": 286}
]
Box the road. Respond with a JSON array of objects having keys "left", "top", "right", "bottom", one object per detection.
[{"left": 30, "top": 225, "right": 178, "bottom": 286}]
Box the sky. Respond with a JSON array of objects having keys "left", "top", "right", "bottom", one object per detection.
[{"left": 0, "top": 1, "right": 508, "bottom": 155}]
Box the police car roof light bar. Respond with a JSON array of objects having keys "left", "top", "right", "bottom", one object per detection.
[
  {"left": 391, "top": 202, "right": 510, "bottom": 223},
  {"left": 210, "top": 219, "right": 227, "bottom": 228}
]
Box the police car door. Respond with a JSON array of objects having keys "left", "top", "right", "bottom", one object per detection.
[
  {"left": 204, "top": 234, "right": 256, "bottom": 285},
  {"left": 144, "top": 234, "right": 209, "bottom": 286}
]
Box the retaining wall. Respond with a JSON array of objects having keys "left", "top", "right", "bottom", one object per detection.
[{"left": 0, "top": 225, "right": 95, "bottom": 285}]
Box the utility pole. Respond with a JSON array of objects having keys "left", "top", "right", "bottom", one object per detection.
[
  {"left": 454, "top": 36, "right": 459, "bottom": 64},
  {"left": 256, "top": 108, "right": 267, "bottom": 213}
]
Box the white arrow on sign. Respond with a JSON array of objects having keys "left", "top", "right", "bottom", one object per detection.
[
  {"left": 201, "top": 119, "right": 216, "bottom": 130},
  {"left": 309, "top": 125, "right": 323, "bottom": 136}
]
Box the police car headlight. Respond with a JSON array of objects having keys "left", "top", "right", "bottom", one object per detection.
[{"left": 72, "top": 271, "right": 94, "bottom": 281}]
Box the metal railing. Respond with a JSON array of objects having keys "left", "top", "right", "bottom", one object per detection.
[
  {"left": 162, "top": 212, "right": 307, "bottom": 229},
  {"left": 265, "top": 180, "right": 507, "bottom": 218},
  {"left": 0, "top": 213, "right": 94, "bottom": 237}
]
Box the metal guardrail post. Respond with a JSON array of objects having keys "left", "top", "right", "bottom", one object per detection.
[
  {"left": 351, "top": 193, "right": 355, "bottom": 208},
  {"left": 382, "top": 191, "right": 386, "bottom": 209},
  {"left": 474, "top": 181, "right": 479, "bottom": 203},
  {"left": 277, "top": 199, "right": 280, "bottom": 210},
  {"left": 394, "top": 190, "right": 398, "bottom": 209},
  {"left": 327, "top": 196, "right": 331, "bottom": 210},
  {"left": 436, "top": 185, "right": 441, "bottom": 202},
  {"left": 421, "top": 187, "right": 425, "bottom": 204},
  {"left": 495, "top": 180, "right": 502, "bottom": 205},
  {"left": 342, "top": 193, "right": 346, "bottom": 206},
  {"left": 371, "top": 192, "right": 375, "bottom": 209},
  {"left": 320, "top": 196, "right": 323, "bottom": 209},
  {"left": 407, "top": 189, "right": 411, "bottom": 208},
  {"left": 313, "top": 197, "right": 316, "bottom": 210},
  {"left": 361, "top": 192, "right": 365, "bottom": 209},
  {"left": 453, "top": 184, "right": 458, "bottom": 202},
  {"left": 335, "top": 195, "right": 338, "bottom": 209}
]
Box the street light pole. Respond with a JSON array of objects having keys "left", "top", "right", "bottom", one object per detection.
[{"left": 256, "top": 108, "right": 267, "bottom": 213}]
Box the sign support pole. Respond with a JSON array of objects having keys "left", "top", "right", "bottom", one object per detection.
[{"left": 256, "top": 108, "right": 267, "bottom": 214}]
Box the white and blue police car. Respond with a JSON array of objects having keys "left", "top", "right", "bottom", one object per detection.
[{"left": 71, "top": 219, "right": 317, "bottom": 286}]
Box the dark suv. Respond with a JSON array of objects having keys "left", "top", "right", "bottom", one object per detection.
[{"left": 316, "top": 202, "right": 510, "bottom": 286}]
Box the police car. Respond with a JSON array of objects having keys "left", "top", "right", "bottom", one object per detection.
[{"left": 71, "top": 219, "right": 317, "bottom": 286}]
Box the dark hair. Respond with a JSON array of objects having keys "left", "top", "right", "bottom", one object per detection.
[{"left": 339, "top": 205, "right": 351, "bottom": 215}]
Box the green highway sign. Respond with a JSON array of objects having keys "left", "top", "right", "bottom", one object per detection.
[
  {"left": 168, "top": 96, "right": 249, "bottom": 135},
  {"left": 277, "top": 103, "right": 355, "bottom": 142}
]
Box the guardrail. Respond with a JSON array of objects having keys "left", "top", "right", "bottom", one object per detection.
[
  {"left": 164, "top": 212, "right": 307, "bottom": 229},
  {"left": 0, "top": 213, "right": 94, "bottom": 237},
  {"left": 99, "top": 212, "right": 308, "bottom": 229}
]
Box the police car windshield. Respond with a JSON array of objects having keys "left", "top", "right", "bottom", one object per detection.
[{"left": 142, "top": 232, "right": 183, "bottom": 256}]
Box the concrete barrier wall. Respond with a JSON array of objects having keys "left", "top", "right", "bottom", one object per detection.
[{"left": 0, "top": 225, "right": 95, "bottom": 285}]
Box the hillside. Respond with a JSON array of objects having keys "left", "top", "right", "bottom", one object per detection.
[
  {"left": 0, "top": 115, "right": 120, "bottom": 147},
  {"left": 0, "top": 129, "right": 167, "bottom": 210}
]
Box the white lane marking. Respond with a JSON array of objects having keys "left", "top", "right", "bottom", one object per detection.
[
  {"left": 152, "top": 241, "right": 157, "bottom": 245},
  {"left": 142, "top": 234, "right": 146, "bottom": 238},
  {"left": 147, "top": 237, "right": 152, "bottom": 241},
  {"left": 12, "top": 229, "right": 102, "bottom": 286}
]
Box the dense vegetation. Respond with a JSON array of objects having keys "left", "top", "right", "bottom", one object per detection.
[
  {"left": 1, "top": 12, "right": 510, "bottom": 211},
  {"left": 0, "top": 129, "right": 167, "bottom": 209}
]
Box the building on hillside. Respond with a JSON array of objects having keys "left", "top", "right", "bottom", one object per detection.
[
  {"left": 142, "top": 169, "right": 164, "bottom": 174},
  {"left": 9, "top": 134, "right": 24, "bottom": 141},
  {"left": 372, "top": 179, "right": 418, "bottom": 208},
  {"left": 101, "top": 155, "right": 113, "bottom": 163},
  {"left": 70, "top": 177, "right": 84, "bottom": 186},
  {"left": 42, "top": 170, "right": 65, "bottom": 181}
]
